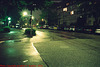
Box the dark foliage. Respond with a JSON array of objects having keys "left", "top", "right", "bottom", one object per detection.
[{"left": 3, "top": 26, "right": 10, "bottom": 32}]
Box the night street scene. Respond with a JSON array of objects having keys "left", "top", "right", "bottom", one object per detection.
[{"left": 0, "top": 0, "right": 100, "bottom": 67}]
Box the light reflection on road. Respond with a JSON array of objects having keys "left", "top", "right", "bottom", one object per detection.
[
  {"left": 8, "top": 31, "right": 16, "bottom": 34},
  {"left": 30, "top": 31, "right": 50, "bottom": 43},
  {"left": 20, "top": 37, "right": 43, "bottom": 62}
]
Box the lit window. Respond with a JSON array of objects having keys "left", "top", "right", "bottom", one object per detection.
[
  {"left": 70, "top": 11, "right": 74, "bottom": 15},
  {"left": 63, "top": 7, "right": 67, "bottom": 12},
  {"left": 66, "top": 3, "right": 69, "bottom": 6}
]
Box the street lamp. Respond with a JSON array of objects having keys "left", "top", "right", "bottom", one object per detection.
[
  {"left": 42, "top": 19, "right": 44, "bottom": 21},
  {"left": 25, "top": 23, "right": 27, "bottom": 25},
  {"left": 32, "top": 16, "right": 34, "bottom": 20},
  {"left": 9, "top": 21, "right": 11, "bottom": 24},
  {"left": 22, "top": 11, "right": 34, "bottom": 36},
  {"left": 8, "top": 17, "right": 11, "bottom": 26},
  {"left": 37, "top": 23, "right": 39, "bottom": 25},
  {"left": 8, "top": 17, "right": 11, "bottom": 20},
  {"left": 23, "top": 11, "right": 28, "bottom": 16}
]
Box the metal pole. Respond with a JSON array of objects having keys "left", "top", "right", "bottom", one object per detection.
[{"left": 30, "top": 9, "right": 32, "bottom": 36}]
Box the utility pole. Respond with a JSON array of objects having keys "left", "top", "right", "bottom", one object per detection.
[{"left": 30, "top": 4, "right": 36, "bottom": 36}]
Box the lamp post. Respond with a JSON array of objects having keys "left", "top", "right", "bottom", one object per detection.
[
  {"left": 30, "top": 10, "right": 33, "bottom": 36},
  {"left": 23, "top": 11, "right": 34, "bottom": 36},
  {"left": 23, "top": 12, "right": 28, "bottom": 16},
  {"left": 30, "top": 3, "right": 36, "bottom": 36},
  {"left": 8, "top": 17, "right": 11, "bottom": 26},
  {"left": 22, "top": 4, "right": 36, "bottom": 36}
]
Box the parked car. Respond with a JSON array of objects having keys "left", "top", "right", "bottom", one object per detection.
[
  {"left": 57, "top": 26, "right": 62, "bottom": 30},
  {"left": 37, "top": 25, "right": 43, "bottom": 29},
  {"left": 10, "top": 25, "right": 15, "bottom": 28},
  {"left": 64, "top": 26, "right": 70, "bottom": 31},
  {"left": 53, "top": 26, "right": 58, "bottom": 30},
  {"left": 75, "top": 27, "right": 84, "bottom": 33},
  {"left": 40, "top": 26, "right": 43, "bottom": 29},
  {"left": 69, "top": 26, "right": 76, "bottom": 31},
  {"left": 43, "top": 25, "right": 49, "bottom": 29},
  {"left": 83, "top": 26, "right": 95, "bottom": 33},
  {"left": 16, "top": 24, "right": 21, "bottom": 29},
  {"left": 48, "top": 26, "right": 54, "bottom": 30},
  {"left": 95, "top": 27, "right": 100, "bottom": 34}
]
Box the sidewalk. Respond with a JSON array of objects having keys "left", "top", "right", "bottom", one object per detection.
[{"left": 0, "top": 37, "right": 47, "bottom": 67}]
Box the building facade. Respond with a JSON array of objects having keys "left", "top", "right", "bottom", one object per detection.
[{"left": 53, "top": 0, "right": 100, "bottom": 27}]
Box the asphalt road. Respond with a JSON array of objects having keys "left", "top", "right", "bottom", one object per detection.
[
  {"left": 0, "top": 28, "right": 100, "bottom": 67},
  {"left": 33, "top": 29, "right": 100, "bottom": 67}
]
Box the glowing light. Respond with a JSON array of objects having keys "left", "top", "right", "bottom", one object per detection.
[
  {"left": 9, "top": 31, "right": 16, "bottom": 34},
  {"left": 23, "top": 12, "right": 28, "bottom": 16},
  {"left": 63, "top": 7, "right": 67, "bottom": 12},
  {"left": 8, "top": 17, "right": 11, "bottom": 20},
  {"left": 25, "top": 23, "right": 27, "bottom": 25},
  {"left": 70, "top": 11, "right": 74, "bottom": 15},
  {"left": 32, "top": 16, "right": 34, "bottom": 19},
  {"left": 42, "top": 19, "right": 44, "bottom": 21},
  {"left": 9, "top": 21, "right": 11, "bottom": 23},
  {"left": 22, "top": 28, "right": 26, "bottom": 30},
  {"left": 80, "top": 16, "right": 82, "bottom": 18},
  {"left": 23, "top": 60, "right": 28, "bottom": 63},
  {"left": 16, "top": 26, "right": 18, "bottom": 28},
  {"left": 37, "top": 23, "right": 39, "bottom": 25}
]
